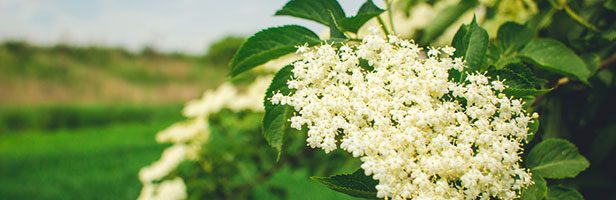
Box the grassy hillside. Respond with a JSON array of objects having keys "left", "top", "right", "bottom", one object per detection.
[{"left": 0, "top": 41, "right": 230, "bottom": 105}]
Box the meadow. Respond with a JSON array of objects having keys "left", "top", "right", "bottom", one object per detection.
[{"left": 0, "top": 38, "right": 236, "bottom": 199}]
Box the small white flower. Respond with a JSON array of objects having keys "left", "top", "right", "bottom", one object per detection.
[
  {"left": 427, "top": 46, "right": 441, "bottom": 57},
  {"left": 442, "top": 45, "right": 456, "bottom": 56}
]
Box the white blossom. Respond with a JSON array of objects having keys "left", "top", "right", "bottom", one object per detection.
[
  {"left": 138, "top": 178, "right": 187, "bottom": 200},
  {"left": 272, "top": 30, "right": 534, "bottom": 199},
  {"left": 139, "top": 145, "right": 187, "bottom": 183},
  {"left": 156, "top": 119, "right": 208, "bottom": 144}
]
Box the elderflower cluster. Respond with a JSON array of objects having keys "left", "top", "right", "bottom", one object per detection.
[
  {"left": 138, "top": 76, "right": 271, "bottom": 200},
  {"left": 271, "top": 29, "right": 535, "bottom": 199}
]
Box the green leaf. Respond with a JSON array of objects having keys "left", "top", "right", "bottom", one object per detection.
[
  {"left": 496, "top": 22, "right": 534, "bottom": 55},
  {"left": 275, "top": 0, "right": 346, "bottom": 27},
  {"left": 488, "top": 64, "right": 550, "bottom": 98},
  {"left": 311, "top": 169, "right": 378, "bottom": 199},
  {"left": 490, "top": 64, "right": 543, "bottom": 88},
  {"left": 521, "top": 174, "right": 547, "bottom": 200},
  {"left": 526, "top": 138, "right": 590, "bottom": 179},
  {"left": 263, "top": 65, "right": 295, "bottom": 159},
  {"left": 328, "top": 11, "right": 347, "bottom": 39},
  {"left": 518, "top": 38, "right": 591, "bottom": 83},
  {"left": 419, "top": 0, "right": 478, "bottom": 45},
  {"left": 229, "top": 25, "right": 320, "bottom": 77},
  {"left": 452, "top": 16, "right": 489, "bottom": 74},
  {"left": 339, "top": 0, "right": 385, "bottom": 33},
  {"left": 547, "top": 185, "right": 584, "bottom": 200},
  {"left": 503, "top": 88, "right": 552, "bottom": 98}
]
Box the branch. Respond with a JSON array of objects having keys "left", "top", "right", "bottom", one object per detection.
[
  {"left": 532, "top": 77, "right": 569, "bottom": 108},
  {"left": 598, "top": 53, "right": 616, "bottom": 71}
]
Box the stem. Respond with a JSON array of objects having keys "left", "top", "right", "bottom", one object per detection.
[
  {"left": 535, "top": 8, "right": 557, "bottom": 30},
  {"left": 377, "top": 16, "right": 391, "bottom": 37},
  {"left": 599, "top": 53, "right": 616, "bottom": 71},
  {"left": 532, "top": 77, "right": 569, "bottom": 108},
  {"left": 563, "top": 4, "right": 600, "bottom": 32},
  {"left": 385, "top": 0, "right": 396, "bottom": 35}
]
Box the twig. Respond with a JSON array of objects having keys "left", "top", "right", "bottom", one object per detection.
[
  {"left": 563, "top": 4, "right": 600, "bottom": 32},
  {"left": 532, "top": 77, "right": 569, "bottom": 108},
  {"left": 598, "top": 53, "right": 616, "bottom": 70},
  {"left": 377, "top": 16, "right": 390, "bottom": 37}
]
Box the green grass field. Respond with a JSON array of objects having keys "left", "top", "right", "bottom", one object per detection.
[{"left": 0, "top": 107, "right": 180, "bottom": 200}]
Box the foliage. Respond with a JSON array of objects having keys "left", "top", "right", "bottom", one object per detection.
[
  {"left": 262, "top": 65, "right": 295, "bottom": 159},
  {"left": 228, "top": 26, "right": 320, "bottom": 77},
  {"left": 230, "top": 0, "right": 616, "bottom": 199},
  {"left": 526, "top": 138, "right": 590, "bottom": 179},
  {"left": 311, "top": 169, "right": 379, "bottom": 199}
]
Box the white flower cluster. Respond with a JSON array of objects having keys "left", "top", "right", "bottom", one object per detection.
[
  {"left": 271, "top": 29, "right": 536, "bottom": 199},
  {"left": 138, "top": 76, "right": 271, "bottom": 200}
]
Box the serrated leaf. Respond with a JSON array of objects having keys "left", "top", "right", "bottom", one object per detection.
[
  {"left": 497, "top": 22, "right": 534, "bottom": 55},
  {"left": 547, "top": 185, "right": 584, "bottom": 200},
  {"left": 452, "top": 16, "right": 489, "bottom": 74},
  {"left": 490, "top": 64, "right": 543, "bottom": 88},
  {"left": 229, "top": 25, "right": 320, "bottom": 77},
  {"left": 328, "top": 11, "right": 347, "bottom": 39},
  {"left": 264, "top": 65, "right": 294, "bottom": 109},
  {"left": 311, "top": 169, "right": 378, "bottom": 199},
  {"left": 263, "top": 66, "right": 295, "bottom": 159},
  {"left": 526, "top": 138, "right": 590, "bottom": 179},
  {"left": 521, "top": 174, "right": 547, "bottom": 200},
  {"left": 275, "top": 0, "right": 345, "bottom": 27},
  {"left": 518, "top": 38, "right": 591, "bottom": 83},
  {"left": 503, "top": 88, "right": 552, "bottom": 98},
  {"left": 419, "top": 0, "right": 478, "bottom": 44},
  {"left": 339, "top": 0, "right": 385, "bottom": 33}
]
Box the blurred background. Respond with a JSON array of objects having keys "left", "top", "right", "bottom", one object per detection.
[{"left": 0, "top": 0, "right": 362, "bottom": 199}]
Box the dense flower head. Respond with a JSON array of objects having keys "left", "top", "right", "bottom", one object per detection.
[{"left": 271, "top": 28, "right": 535, "bottom": 199}]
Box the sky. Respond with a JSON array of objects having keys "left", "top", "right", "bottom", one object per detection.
[{"left": 0, "top": 0, "right": 364, "bottom": 54}]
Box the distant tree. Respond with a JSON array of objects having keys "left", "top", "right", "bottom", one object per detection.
[
  {"left": 202, "top": 36, "right": 245, "bottom": 67},
  {"left": 140, "top": 45, "right": 162, "bottom": 59}
]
